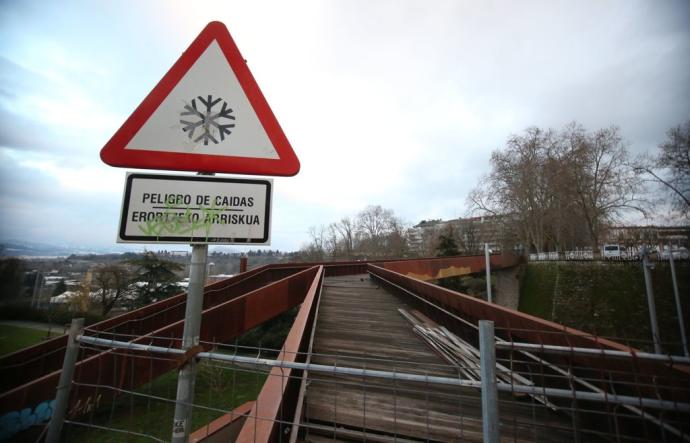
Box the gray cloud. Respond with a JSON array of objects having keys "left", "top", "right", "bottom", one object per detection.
[
  {"left": 1, "top": 0, "right": 689, "bottom": 251},
  {"left": 0, "top": 106, "right": 71, "bottom": 153},
  {"left": 0, "top": 56, "right": 54, "bottom": 99},
  {"left": 0, "top": 57, "right": 60, "bottom": 151},
  {"left": 0, "top": 151, "right": 121, "bottom": 247}
]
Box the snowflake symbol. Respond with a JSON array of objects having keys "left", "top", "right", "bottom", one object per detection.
[{"left": 180, "top": 95, "right": 235, "bottom": 145}]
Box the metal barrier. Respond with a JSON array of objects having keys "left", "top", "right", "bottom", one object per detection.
[{"left": 43, "top": 317, "right": 690, "bottom": 442}]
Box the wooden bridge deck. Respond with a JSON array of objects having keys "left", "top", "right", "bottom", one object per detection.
[{"left": 300, "top": 274, "right": 576, "bottom": 442}]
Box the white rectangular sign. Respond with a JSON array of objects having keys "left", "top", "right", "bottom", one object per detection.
[{"left": 118, "top": 173, "right": 272, "bottom": 244}]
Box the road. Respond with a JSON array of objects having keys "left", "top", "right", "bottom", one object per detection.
[{"left": 0, "top": 320, "right": 66, "bottom": 333}]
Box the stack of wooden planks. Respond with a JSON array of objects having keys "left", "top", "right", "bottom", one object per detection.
[{"left": 398, "top": 308, "right": 557, "bottom": 411}]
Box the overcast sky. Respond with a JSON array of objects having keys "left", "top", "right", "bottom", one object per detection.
[{"left": 0, "top": 0, "right": 689, "bottom": 253}]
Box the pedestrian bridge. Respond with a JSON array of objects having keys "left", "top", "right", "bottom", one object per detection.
[{"left": 1, "top": 255, "right": 688, "bottom": 442}]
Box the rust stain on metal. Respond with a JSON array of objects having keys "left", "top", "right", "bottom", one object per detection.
[
  {"left": 402, "top": 265, "right": 473, "bottom": 281},
  {"left": 236, "top": 266, "right": 324, "bottom": 443},
  {"left": 380, "top": 254, "right": 521, "bottom": 281},
  {"left": 189, "top": 401, "right": 255, "bottom": 442}
]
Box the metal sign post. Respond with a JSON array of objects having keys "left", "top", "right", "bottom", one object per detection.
[
  {"left": 171, "top": 243, "right": 208, "bottom": 443},
  {"left": 171, "top": 171, "right": 213, "bottom": 443}
]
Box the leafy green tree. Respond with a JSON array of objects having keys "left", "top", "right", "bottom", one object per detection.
[
  {"left": 52, "top": 278, "right": 67, "bottom": 297},
  {"left": 93, "top": 264, "right": 133, "bottom": 316},
  {"left": 0, "top": 258, "right": 24, "bottom": 301},
  {"left": 127, "top": 252, "right": 183, "bottom": 308},
  {"left": 436, "top": 226, "right": 460, "bottom": 257}
]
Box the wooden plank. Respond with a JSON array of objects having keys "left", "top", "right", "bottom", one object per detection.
[{"left": 300, "top": 274, "right": 575, "bottom": 443}]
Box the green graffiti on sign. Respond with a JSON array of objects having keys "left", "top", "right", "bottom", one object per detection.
[{"left": 137, "top": 200, "right": 224, "bottom": 238}]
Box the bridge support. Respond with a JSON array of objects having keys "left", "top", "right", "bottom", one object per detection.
[{"left": 479, "top": 320, "right": 499, "bottom": 443}]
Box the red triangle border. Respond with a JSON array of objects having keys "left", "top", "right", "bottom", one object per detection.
[{"left": 100, "top": 21, "right": 300, "bottom": 176}]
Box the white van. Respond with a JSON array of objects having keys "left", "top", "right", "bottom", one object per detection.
[{"left": 602, "top": 244, "right": 623, "bottom": 260}]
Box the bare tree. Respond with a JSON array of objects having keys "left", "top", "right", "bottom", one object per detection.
[
  {"left": 469, "top": 124, "right": 647, "bottom": 252},
  {"left": 563, "top": 125, "right": 647, "bottom": 247},
  {"left": 334, "top": 217, "right": 356, "bottom": 259},
  {"left": 386, "top": 216, "right": 409, "bottom": 257},
  {"left": 420, "top": 227, "right": 440, "bottom": 257},
  {"left": 469, "top": 127, "right": 557, "bottom": 252},
  {"left": 357, "top": 205, "right": 394, "bottom": 256},
  {"left": 458, "top": 219, "right": 479, "bottom": 253},
  {"left": 358, "top": 206, "right": 393, "bottom": 237},
  {"left": 635, "top": 121, "right": 690, "bottom": 216},
  {"left": 325, "top": 223, "right": 339, "bottom": 260},
  {"left": 300, "top": 225, "right": 327, "bottom": 261},
  {"left": 299, "top": 206, "right": 410, "bottom": 260}
]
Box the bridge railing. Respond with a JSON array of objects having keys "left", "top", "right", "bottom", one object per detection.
[
  {"left": 0, "top": 266, "right": 322, "bottom": 441},
  {"left": 39, "top": 318, "right": 690, "bottom": 443},
  {"left": 529, "top": 250, "right": 596, "bottom": 261},
  {"left": 5, "top": 255, "right": 689, "bottom": 442},
  {"left": 0, "top": 265, "right": 308, "bottom": 398},
  {"left": 529, "top": 248, "right": 690, "bottom": 261}
]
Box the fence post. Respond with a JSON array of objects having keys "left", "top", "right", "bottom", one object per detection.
[
  {"left": 485, "top": 243, "right": 492, "bottom": 303},
  {"left": 46, "top": 317, "right": 84, "bottom": 443},
  {"left": 641, "top": 246, "right": 662, "bottom": 354},
  {"left": 668, "top": 245, "right": 689, "bottom": 357},
  {"left": 479, "top": 320, "right": 499, "bottom": 443}
]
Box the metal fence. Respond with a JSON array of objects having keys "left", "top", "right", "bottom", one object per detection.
[
  {"left": 38, "top": 317, "right": 690, "bottom": 443},
  {"left": 529, "top": 251, "right": 597, "bottom": 261},
  {"left": 529, "top": 249, "right": 689, "bottom": 262}
]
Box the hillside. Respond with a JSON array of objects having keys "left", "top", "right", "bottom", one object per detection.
[{"left": 519, "top": 261, "right": 690, "bottom": 354}]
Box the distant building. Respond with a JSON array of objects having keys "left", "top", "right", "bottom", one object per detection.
[
  {"left": 167, "top": 250, "right": 190, "bottom": 257},
  {"left": 408, "top": 215, "right": 514, "bottom": 256},
  {"left": 410, "top": 218, "right": 690, "bottom": 257},
  {"left": 605, "top": 225, "right": 690, "bottom": 248},
  {"left": 207, "top": 274, "right": 235, "bottom": 283}
]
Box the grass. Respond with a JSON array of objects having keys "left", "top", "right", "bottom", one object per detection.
[
  {"left": 63, "top": 361, "right": 266, "bottom": 442},
  {"left": 518, "top": 263, "right": 557, "bottom": 320},
  {"left": 0, "top": 324, "right": 61, "bottom": 356},
  {"left": 519, "top": 261, "right": 690, "bottom": 353},
  {"left": 2, "top": 307, "right": 294, "bottom": 441}
]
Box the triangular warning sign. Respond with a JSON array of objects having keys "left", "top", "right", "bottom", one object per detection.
[{"left": 100, "top": 21, "right": 299, "bottom": 176}]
